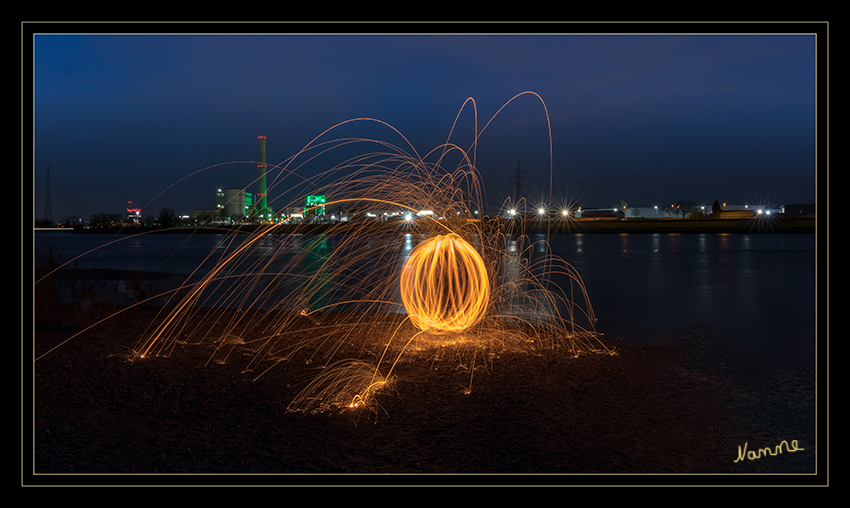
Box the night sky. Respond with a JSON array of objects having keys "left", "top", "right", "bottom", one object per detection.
[{"left": 29, "top": 24, "right": 820, "bottom": 222}]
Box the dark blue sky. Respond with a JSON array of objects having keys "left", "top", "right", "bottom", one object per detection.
[{"left": 30, "top": 27, "right": 820, "bottom": 221}]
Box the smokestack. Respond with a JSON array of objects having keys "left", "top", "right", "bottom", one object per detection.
[{"left": 258, "top": 135, "right": 267, "bottom": 221}]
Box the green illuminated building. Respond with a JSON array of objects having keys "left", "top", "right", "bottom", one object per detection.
[{"left": 304, "top": 195, "right": 326, "bottom": 215}]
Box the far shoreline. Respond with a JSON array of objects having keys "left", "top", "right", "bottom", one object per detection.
[{"left": 36, "top": 217, "right": 815, "bottom": 236}]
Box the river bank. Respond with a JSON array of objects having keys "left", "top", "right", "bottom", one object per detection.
[
  {"left": 29, "top": 300, "right": 818, "bottom": 484},
  {"left": 47, "top": 217, "right": 816, "bottom": 236}
]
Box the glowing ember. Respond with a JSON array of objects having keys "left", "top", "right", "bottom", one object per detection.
[{"left": 400, "top": 233, "right": 490, "bottom": 334}]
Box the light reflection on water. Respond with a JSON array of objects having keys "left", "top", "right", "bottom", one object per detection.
[
  {"left": 545, "top": 232, "right": 815, "bottom": 371},
  {"left": 35, "top": 230, "right": 815, "bottom": 368}
]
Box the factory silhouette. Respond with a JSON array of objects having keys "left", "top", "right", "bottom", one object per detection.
[{"left": 36, "top": 135, "right": 815, "bottom": 231}]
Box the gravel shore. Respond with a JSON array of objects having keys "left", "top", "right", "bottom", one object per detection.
[{"left": 27, "top": 297, "right": 819, "bottom": 486}]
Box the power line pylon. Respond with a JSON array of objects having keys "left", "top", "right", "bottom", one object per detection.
[
  {"left": 44, "top": 164, "right": 53, "bottom": 223},
  {"left": 510, "top": 160, "right": 523, "bottom": 205}
]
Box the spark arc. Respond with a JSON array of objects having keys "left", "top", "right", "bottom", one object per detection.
[{"left": 400, "top": 233, "right": 490, "bottom": 334}]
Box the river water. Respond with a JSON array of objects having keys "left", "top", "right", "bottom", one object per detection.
[
  {"left": 34, "top": 230, "right": 816, "bottom": 376},
  {"left": 548, "top": 233, "right": 816, "bottom": 374}
]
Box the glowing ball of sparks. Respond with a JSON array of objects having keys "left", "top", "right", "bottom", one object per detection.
[{"left": 400, "top": 233, "right": 490, "bottom": 334}]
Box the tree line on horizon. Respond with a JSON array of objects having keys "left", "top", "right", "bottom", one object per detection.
[{"left": 34, "top": 207, "right": 180, "bottom": 229}]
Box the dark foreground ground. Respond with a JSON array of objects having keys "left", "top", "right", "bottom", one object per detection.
[{"left": 29, "top": 301, "right": 820, "bottom": 486}]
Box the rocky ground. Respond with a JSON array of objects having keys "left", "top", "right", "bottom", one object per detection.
[{"left": 29, "top": 291, "right": 819, "bottom": 486}]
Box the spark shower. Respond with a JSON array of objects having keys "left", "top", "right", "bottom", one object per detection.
[{"left": 35, "top": 92, "right": 613, "bottom": 416}]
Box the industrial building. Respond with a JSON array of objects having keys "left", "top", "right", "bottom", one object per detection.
[
  {"left": 568, "top": 203, "right": 792, "bottom": 220},
  {"left": 216, "top": 188, "right": 253, "bottom": 221},
  {"left": 190, "top": 135, "right": 275, "bottom": 225},
  {"left": 191, "top": 188, "right": 252, "bottom": 224}
]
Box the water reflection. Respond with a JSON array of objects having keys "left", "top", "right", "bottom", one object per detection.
[
  {"left": 546, "top": 232, "right": 814, "bottom": 368},
  {"left": 299, "top": 234, "right": 333, "bottom": 311},
  {"left": 500, "top": 235, "right": 524, "bottom": 318},
  {"left": 35, "top": 230, "right": 815, "bottom": 368}
]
